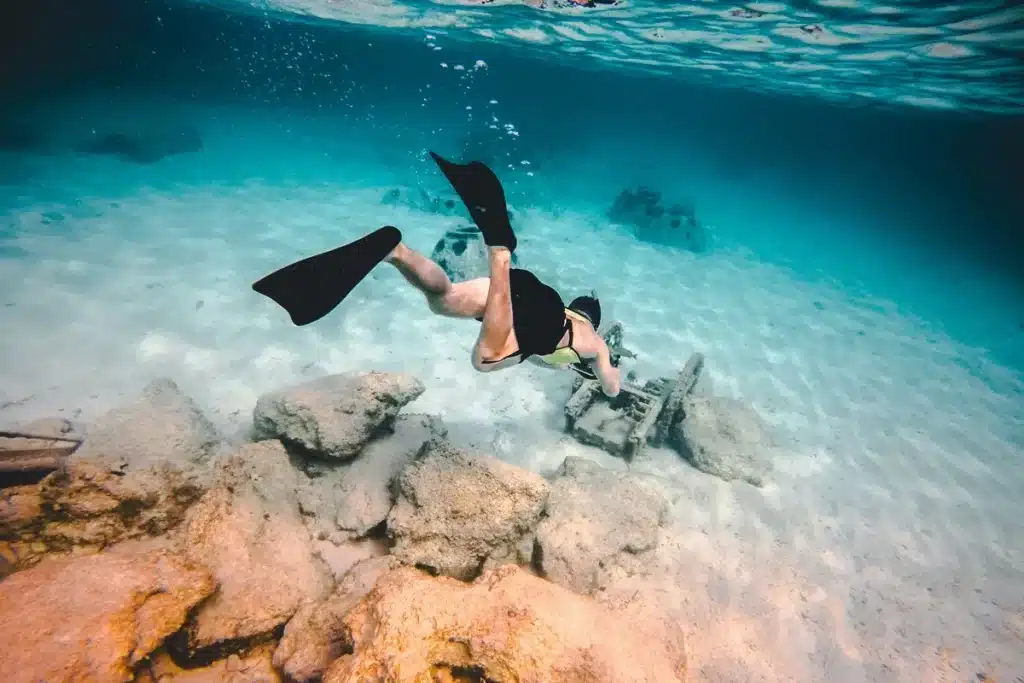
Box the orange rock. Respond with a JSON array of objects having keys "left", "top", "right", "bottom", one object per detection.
[
  {"left": 0, "top": 548, "right": 214, "bottom": 683},
  {"left": 323, "top": 564, "right": 687, "bottom": 683},
  {"left": 135, "top": 644, "right": 281, "bottom": 683}
]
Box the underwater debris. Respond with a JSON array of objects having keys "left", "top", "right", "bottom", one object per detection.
[
  {"left": 565, "top": 324, "right": 704, "bottom": 461},
  {"left": 608, "top": 185, "right": 708, "bottom": 252},
  {"left": 562, "top": 324, "right": 774, "bottom": 485},
  {"left": 0, "top": 417, "right": 83, "bottom": 482}
]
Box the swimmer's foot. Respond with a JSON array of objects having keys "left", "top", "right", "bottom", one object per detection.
[
  {"left": 252, "top": 225, "right": 402, "bottom": 326},
  {"left": 429, "top": 151, "right": 517, "bottom": 253}
]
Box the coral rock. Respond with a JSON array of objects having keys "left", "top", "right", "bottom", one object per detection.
[
  {"left": 536, "top": 457, "right": 668, "bottom": 595},
  {"left": 135, "top": 644, "right": 280, "bottom": 683},
  {"left": 7, "top": 379, "right": 221, "bottom": 566},
  {"left": 72, "top": 377, "right": 222, "bottom": 468},
  {"left": 178, "top": 440, "right": 333, "bottom": 656},
  {"left": 275, "top": 556, "right": 400, "bottom": 683},
  {"left": 387, "top": 440, "right": 549, "bottom": 580},
  {"left": 672, "top": 395, "right": 774, "bottom": 486},
  {"left": 0, "top": 548, "right": 214, "bottom": 683},
  {"left": 252, "top": 372, "right": 425, "bottom": 461},
  {"left": 297, "top": 413, "right": 445, "bottom": 543},
  {"left": 323, "top": 564, "right": 688, "bottom": 683}
]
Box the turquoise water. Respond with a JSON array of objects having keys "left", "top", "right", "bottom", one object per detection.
[{"left": 1, "top": 0, "right": 1022, "bottom": 680}]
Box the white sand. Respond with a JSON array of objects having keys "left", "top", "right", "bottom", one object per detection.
[{"left": 1, "top": 149, "right": 1022, "bottom": 682}]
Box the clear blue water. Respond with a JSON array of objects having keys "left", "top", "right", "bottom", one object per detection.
[
  {"left": 3, "top": 0, "right": 1020, "bottom": 369},
  {"left": 1, "top": 0, "right": 1022, "bottom": 679}
]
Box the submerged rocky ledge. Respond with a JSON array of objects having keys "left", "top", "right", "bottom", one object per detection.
[{"left": 0, "top": 368, "right": 776, "bottom": 681}]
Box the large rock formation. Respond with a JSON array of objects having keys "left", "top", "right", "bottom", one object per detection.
[
  {"left": 672, "top": 395, "right": 774, "bottom": 486},
  {"left": 176, "top": 440, "right": 333, "bottom": 659},
  {"left": 296, "top": 413, "right": 445, "bottom": 543},
  {"left": 322, "top": 564, "right": 688, "bottom": 683},
  {"left": 135, "top": 644, "right": 280, "bottom": 683},
  {"left": 387, "top": 440, "right": 549, "bottom": 580},
  {"left": 274, "top": 556, "right": 400, "bottom": 683},
  {"left": 0, "top": 484, "right": 45, "bottom": 575},
  {"left": 4, "top": 379, "right": 221, "bottom": 570},
  {"left": 0, "top": 547, "right": 214, "bottom": 683},
  {"left": 608, "top": 185, "right": 707, "bottom": 252},
  {"left": 535, "top": 456, "right": 669, "bottom": 595},
  {"left": 252, "top": 372, "right": 425, "bottom": 461}
]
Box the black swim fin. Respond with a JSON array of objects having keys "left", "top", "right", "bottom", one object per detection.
[
  {"left": 429, "top": 151, "right": 517, "bottom": 252},
  {"left": 253, "top": 225, "right": 401, "bottom": 326}
]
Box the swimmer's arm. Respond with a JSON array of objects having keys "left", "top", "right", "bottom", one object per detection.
[
  {"left": 471, "top": 247, "right": 517, "bottom": 371},
  {"left": 592, "top": 343, "right": 621, "bottom": 397}
]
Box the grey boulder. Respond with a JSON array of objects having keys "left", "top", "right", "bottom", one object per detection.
[{"left": 252, "top": 372, "right": 425, "bottom": 461}]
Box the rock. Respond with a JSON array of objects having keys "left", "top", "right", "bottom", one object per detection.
[
  {"left": 136, "top": 644, "right": 280, "bottom": 683},
  {"left": 0, "top": 547, "right": 214, "bottom": 683},
  {"left": 535, "top": 457, "right": 668, "bottom": 595},
  {"left": 380, "top": 186, "right": 463, "bottom": 217},
  {"left": 23, "top": 380, "right": 220, "bottom": 562},
  {"left": 672, "top": 395, "right": 774, "bottom": 486},
  {"left": 252, "top": 372, "right": 425, "bottom": 461},
  {"left": 275, "top": 556, "right": 399, "bottom": 683},
  {"left": 387, "top": 440, "right": 549, "bottom": 581},
  {"left": 77, "top": 127, "right": 203, "bottom": 165},
  {"left": 0, "top": 485, "right": 45, "bottom": 575},
  {"left": 322, "top": 564, "right": 688, "bottom": 683},
  {"left": 296, "top": 414, "right": 445, "bottom": 543},
  {"left": 177, "top": 440, "right": 333, "bottom": 657},
  {"left": 608, "top": 185, "right": 707, "bottom": 252},
  {"left": 0, "top": 484, "right": 43, "bottom": 538},
  {"left": 311, "top": 537, "right": 388, "bottom": 582},
  {"left": 429, "top": 224, "right": 520, "bottom": 282},
  {"left": 74, "top": 378, "right": 222, "bottom": 468}
]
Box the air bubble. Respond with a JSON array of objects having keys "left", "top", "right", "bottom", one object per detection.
[
  {"left": 475, "top": 60, "right": 488, "bottom": 69},
  {"left": 454, "top": 64, "right": 465, "bottom": 71},
  {"left": 440, "top": 62, "right": 449, "bottom": 68},
  {"left": 489, "top": 99, "right": 498, "bottom": 105}
]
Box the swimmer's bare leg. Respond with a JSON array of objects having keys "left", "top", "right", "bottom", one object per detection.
[
  {"left": 472, "top": 247, "right": 519, "bottom": 371},
  {"left": 385, "top": 243, "right": 485, "bottom": 318}
]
